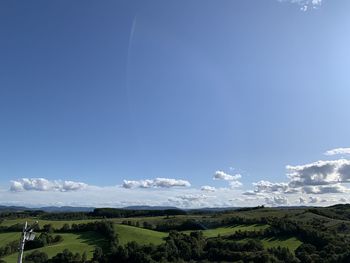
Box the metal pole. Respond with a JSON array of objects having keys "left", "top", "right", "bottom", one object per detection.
[{"left": 17, "top": 221, "right": 27, "bottom": 263}]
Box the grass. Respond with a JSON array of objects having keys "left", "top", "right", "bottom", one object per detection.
[
  {"left": 114, "top": 224, "right": 269, "bottom": 245},
  {"left": 114, "top": 224, "right": 168, "bottom": 245},
  {"left": 261, "top": 237, "right": 302, "bottom": 252},
  {"left": 2, "top": 232, "right": 107, "bottom": 263},
  {"left": 0, "top": 216, "right": 302, "bottom": 261},
  {"left": 239, "top": 237, "right": 302, "bottom": 253},
  {"left": 0, "top": 232, "right": 21, "bottom": 247},
  {"left": 183, "top": 224, "right": 268, "bottom": 238}
]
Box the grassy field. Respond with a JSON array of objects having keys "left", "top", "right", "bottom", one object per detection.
[
  {"left": 0, "top": 232, "right": 20, "bottom": 247},
  {"left": 261, "top": 237, "right": 302, "bottom": 252},
  {"left": 238, "top": 236, "right": 302, "bottom": 252},
  {"left": 0, "top": 214, "right": 303, "bottom": 261},
  {"left": 2, "top": 232, "right": 107, "bottom": 263},
  {"left": 183, "top": 224, "right": 268, "bottom": 238},
  {"left": 115, "top": 224, "right": 168, "bottom": 245},
  {"left": 113, "top": 223, "right": 301, "bottom": 252}
]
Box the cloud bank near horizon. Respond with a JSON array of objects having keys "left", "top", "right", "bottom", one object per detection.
[
  {"left": 122, "top": 178, "right": 191, "bottom": 189},
  {"left": 4, "top": 147, "right": 350, "bottom": 208}
]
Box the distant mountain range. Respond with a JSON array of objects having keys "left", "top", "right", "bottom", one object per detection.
[
  {"left": 123, "top": 205, "right": 179, "bottom": 210},
  {"left": 0, "top": 205, "right": 95, "bottom": 213},
  {"left": 0, "top": 205, "right": 243, "bottom": 213}
]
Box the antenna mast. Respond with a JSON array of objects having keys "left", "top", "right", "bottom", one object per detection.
[{"left": 17, "top": 221, "right": 38, "bottom": 263}]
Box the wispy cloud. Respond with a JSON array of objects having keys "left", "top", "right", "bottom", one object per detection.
[
  {"left": 302, "top": 184, "right": 349, "bottom": 194},
  {"left": 279, "top": 0, "right": 323, "bottom": 11},
  {"left": 325, "top": 148, "right": 350, "bottom": 156},
  {"left": 201, "top": 185, "right": 216, "bottom": 192},
  {"left": 264, "top": 195, "right": 288, "bottom": 206},
  {"left": 253, "top": 180, "right": 289, "bottom": 193}
]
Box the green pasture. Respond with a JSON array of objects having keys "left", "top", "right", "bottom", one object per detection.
[
  {"left": 0, "top": 232, "right": 21, "bottom": 247},
  {"left": 114, "top": 224, "right": 168, "bottom": 245},
  {"left": 183, "top": 224, "right": 268, "bottom": 238},
  {"left": 2, "top": 232, "right": 107, "bottom": 263},
  {"left": 261, "top": 236, "right": 302, "bottom": 252}
]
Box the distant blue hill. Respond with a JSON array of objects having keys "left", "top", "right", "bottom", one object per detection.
[
  {"left": 0, "top": 205, "right": 243, "bottom": 213},
  {"left": 123, "top": 205, "right": 179, "bottom": 210},
  {"left": 0, "top": 205, "right": 94, "bottom": 213}
]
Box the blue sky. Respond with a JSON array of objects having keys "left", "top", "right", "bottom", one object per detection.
[{"left": 1, "top": 0, "right": 350, "bottom": 207}]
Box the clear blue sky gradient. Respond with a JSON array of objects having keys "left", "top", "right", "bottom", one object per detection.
[{"left": 0, "top": 0, "right": 349, "bottom": 189}]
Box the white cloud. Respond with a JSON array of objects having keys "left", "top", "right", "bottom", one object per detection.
[
  {"left": 308, "top": 196, "right": 319, "bottom": 203},
  {"left": 213, "top": 170, "right": 243, "bottom": 189},
  {"left": 264, "top": 195, "right": 288, "bottom": 206},
  {"left": 122, "top": 178, "right": 191, "bottom": 189},
  {"left": 229, "top": 181, "right": 243, "bottom": 189},
  {"left": 3, "top": 182, "right": 348, "bottom": 208},
  {"left": 201, "top": 186, "right": 216, "bottom": 192},
  {"left": 214, "top": 171, "right": 241, "bottom": 181},
  {"left": 177, "top": 194, "right": 209, "bottom": 202},
  {"left": 168, "top": 194, "right": 212, "bottom": 208},
  {"left": 10, "top": 178, "right": 87, "bottom": 192},
  {"left": 325, "top": 148, "right": 350, "bottom": 156},
  {"left": 339, "top": 198, "right": 347, "bottom": 203},
  {"left": 253, "top": 180, "right": 289, "bottom": 193},
  {"left": 6, "top": 155, "right": 350, "bottom": 208},
  {"left": 302, "top": 184, "right": 349, "bottom": 194},
  {"left": 122, "top": 179, "right": 153, "bottom": 189},
  {"left": 279, "top": 0, "right": 323, "bottom": 11},
  {"left": 243, "top": 191, "right": 257, "bottom": 196},
  {"left": 287, "top": 159, "right": 350, "bottom": 187},
  {"left": 299, "top": 197, "right": 307, "bottom": 204}
]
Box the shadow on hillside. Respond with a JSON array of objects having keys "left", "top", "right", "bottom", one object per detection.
[
  {"left": 224, "top": 223, "right": 266, "bottom": 228},
  {"left": 263, "top": 236, "right": 294, "bottom": 242},
  {"left": 75, "top": 231, "right": 109, "bottom": 251}
]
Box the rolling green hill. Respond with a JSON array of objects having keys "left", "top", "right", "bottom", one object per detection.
[
  {"left": 182, "top": 224, "right": 268, "bottom": 238},
  {"left": 0, "top": 232, "right": 20, "bottom": 247},
  {"left": 114, "top": 224, "right": 168, "bottom": 245},
  {"left": 6, "top": 206, "right": 350, "bottom": 261},
  {"left": 2, "top": 232, "right": 107, "bottom": 263},
  {"left": 260, "top": 237, "right": 302, "bottom": 252}
]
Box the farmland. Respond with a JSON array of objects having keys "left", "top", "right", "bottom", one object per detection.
[
  {"left": 2, "top": 232, "right": 105, "bottom": 262},
  {"left": 1, "top": 205, "right": 350, "bottom": 262}
]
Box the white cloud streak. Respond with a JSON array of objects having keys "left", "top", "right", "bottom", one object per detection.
[
  {"left": 213, "top": 171, "right": 241, "bottom": 181},
  {"left": 279, "top": 0, "right": 323, "bottom": 11},
  {"left": 253, "top": 180, "right": 288, "bottom": 193},
  {"left": 264, "top": 195, "right": 288, "bottom": 206},
  {"left": 325, "top": 148, "right": 350, "bottom": 156},
  {"left": 302, "top": 184, "right": 349, "bottom": 194},
  {"left": 122, "top": 178, "right": 191, "bottom": 189},
  {"left": 201, "top": 186, "right": 216, "bottom": 192}
]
